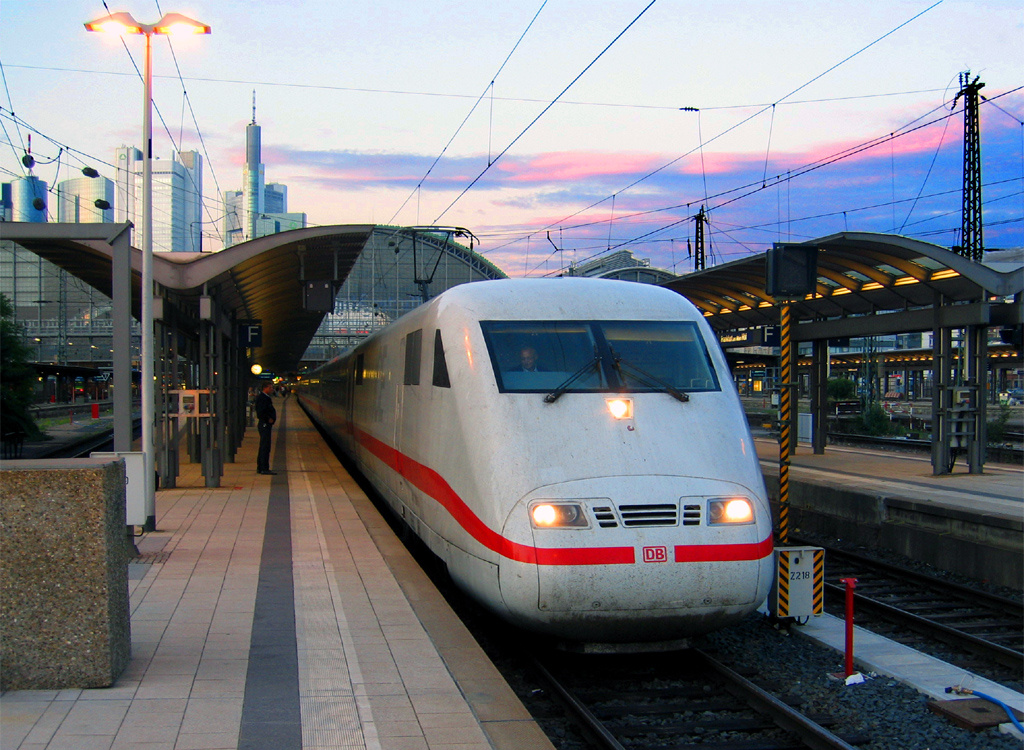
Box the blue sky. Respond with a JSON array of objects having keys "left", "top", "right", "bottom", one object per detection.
[{"left": 1, "top": 0, "right": 1021, "bottom": 275}]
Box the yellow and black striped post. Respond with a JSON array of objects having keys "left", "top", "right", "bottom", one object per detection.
[
  {"left": 778, "top": 302, "right": 792, "bottom": 543},
  {"left": 776, "top": 548, "right": 791, "bottom": 617},
  {"left": 812, "top": 548, "right": 825, "bottom": 615}
]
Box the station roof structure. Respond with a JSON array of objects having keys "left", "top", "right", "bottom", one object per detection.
[
  {"left": 4, "top": 223, "right": 503, "bottom": 375},
  {"left": 7, "top": 225, "right": 1020, "bottom": 375},
  {"left": 661, "top": 232, "right": 1023, "bottom": 340}
]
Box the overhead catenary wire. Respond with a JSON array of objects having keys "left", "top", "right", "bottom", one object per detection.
[
  {"left": 505, "top": 0, "right": 947, "bottom": 273},
  {"left": 3, "top": 0, "right": 1017, "bottom": 261},
  {"left": 0, "top": 105, "right": 237, "bottom": 242},
  {"left": 0, "top": 59, "right": 28, "bottom": 174},
  {"left": 525, "top": 82, "right": 1023, "bottom": 276},
  {"left": 3, "top": 63, "right": 954, "bottom": 114},
  {"left": 431, "top": 0, "right": 660, "bottom": 224},
  {"left": 387, "top": 0, "right": 549, "bottom": 226}
]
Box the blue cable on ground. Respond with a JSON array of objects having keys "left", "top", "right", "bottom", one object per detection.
[{"left": 946, "top": 686, "right": 1024, "bottom": 733}]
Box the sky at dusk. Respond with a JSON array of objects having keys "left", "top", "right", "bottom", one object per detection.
[{"left": 1, "top": 0, "right": 1021, "bottom": 276}]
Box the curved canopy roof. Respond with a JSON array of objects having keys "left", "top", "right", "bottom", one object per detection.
[
  {"left": 6, "top": 223, "right": 502, "bottom": 374},
  {"left": 662, "top": 232, "right": 1024, "bottom": 336}
]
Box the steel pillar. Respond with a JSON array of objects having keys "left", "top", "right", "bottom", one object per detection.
[
  {"left": 931, "top": 316, "right": 953, "bottom": 474},
  {"left": 966, "top": 324, "right": 987, "bottom": 473},
  {"left": 810, "top": 339, "right": 828, "bottom": 454}
]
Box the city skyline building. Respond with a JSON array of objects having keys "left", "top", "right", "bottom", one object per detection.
[
  {"left": 223, "top": 96, "right": 305, "bottom": 248},
  {"left": 115, "top": 145, "right": 204, "bottom": 252},
  {"left": 56, "top": 175, "right": 114, "bottom": 223},
  {"left": 10, "top": 175, "right": 48, "bottom": 222}
]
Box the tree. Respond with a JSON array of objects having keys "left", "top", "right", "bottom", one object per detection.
[
  {"left": 1, "top": 294, "right": 41, "bottom": 439},
  {"left": 826, "top": 377, "right": 857, "bottom": 402},
  {"left": 855, "top": 402, "right": 898, "bottom": 437}
]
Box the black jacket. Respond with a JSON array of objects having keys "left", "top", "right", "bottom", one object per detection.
[{"left": 255, "top": 391, "right": 276, "bottom": 425}]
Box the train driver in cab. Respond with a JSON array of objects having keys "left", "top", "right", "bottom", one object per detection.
[{"left": 518, "top": 346, "right": 544, "bottom": 372}]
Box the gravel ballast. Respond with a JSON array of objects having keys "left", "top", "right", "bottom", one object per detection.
[
  {"left": 490, "top": 612, "right": 1023, "bottom": 750},
  {"left": 697, "top": 614, "right": 1022, "bottom": 750}
]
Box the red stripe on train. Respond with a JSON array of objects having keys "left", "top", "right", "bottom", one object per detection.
[
  {"left": 675, "top": 535, "right": 774, "bottom": 562},
  {"left": 354, "top": 426, "right": 770, "bottom": 567}
]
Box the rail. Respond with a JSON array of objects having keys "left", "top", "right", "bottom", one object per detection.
[
  {"left": 809, "top": 543, "right": 1023, "bottom": 686},
  {"left": 528, "top": 648, "right": 860, "bottom": 750}
]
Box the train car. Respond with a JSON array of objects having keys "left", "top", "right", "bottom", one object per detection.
[{"left": 299, "top": 278, "right": 774, "bottom": 646}]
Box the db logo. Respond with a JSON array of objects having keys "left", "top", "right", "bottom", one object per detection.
[{"left": 642, "top": 546, "right": 668, "bottom": 563}]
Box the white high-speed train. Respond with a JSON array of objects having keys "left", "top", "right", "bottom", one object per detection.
[{"left": 299, "top": 278, "right": 774, "bottom": 645}]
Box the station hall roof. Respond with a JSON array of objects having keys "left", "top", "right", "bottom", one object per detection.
[
  {"left": 7, "top": 226, "right": 1022, "bottom": 373},
  {"left": 6, "top": 224, "right": 376, "bottom": 374},
  {"left": 661, "top": 232, "right": 1024, "bottom": 339}
]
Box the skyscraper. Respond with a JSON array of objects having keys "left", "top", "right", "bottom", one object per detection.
[
  {"left": 10, "top": 175, "right": 48, "bottom": 222},
  {"left": 115, "top": 146, "right": 204, "bottom": 252},
  {"left": 243, "top": 109, "right": 264, "bottom": 242},
  {"left": 57, "top": 176, "right": 114, "bottom": 223},
  {"left": 223, "top": 95, "right": 306, "bottom": 248}
]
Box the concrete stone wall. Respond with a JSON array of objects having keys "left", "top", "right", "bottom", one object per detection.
[
  {"left": 764, "top": 471, "right": 1023, "bottom": 590},
  {"left": 1, "top": 458, "right": 131, "bottom": 689}
]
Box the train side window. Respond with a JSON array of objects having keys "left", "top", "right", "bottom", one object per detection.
[
  {"left": 432, "top": 330, "right": 451, "bottom": 388},
  {"left": 355, "top": 353, "right": 364, "bottom": 385},
  {"left": 404, "top": 329, "right": 422, "bottom": 385}
]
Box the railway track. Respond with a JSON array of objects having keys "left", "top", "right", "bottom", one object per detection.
[
  {"left": 33, "top": 420, "right": 142, "bottom": 460},
  {"left": 815, "top": 544, "right": 1023, "bottom": 689},
  {"left": 529, "top": 648, "right": 865, "bottom": 750}
]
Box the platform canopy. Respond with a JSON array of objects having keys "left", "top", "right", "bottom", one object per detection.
[
  {"left": 5, "top": 223, "right": 504, "bottom": 374},
  {"left": 661, "top": 232, "right": 1023, "bottom": 339}
]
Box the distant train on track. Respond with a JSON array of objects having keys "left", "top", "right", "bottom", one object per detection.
[{"left": 299, "top": 278, "right": 774, "bottom": 646}]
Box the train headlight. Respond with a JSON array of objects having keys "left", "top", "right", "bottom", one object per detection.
[
  {"left": 708, "top": 497, "right": 754, "bottom": 525},
  {"left": 606, "top": 397, "right": 633, "bottom": 419},
  {"left": 530, "top": 502, "right": 588, "bottom": 528}
]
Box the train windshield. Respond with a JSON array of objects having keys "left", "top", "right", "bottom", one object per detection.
[{"left": 481, "top": 320, "right": 720, "bottom": 395}]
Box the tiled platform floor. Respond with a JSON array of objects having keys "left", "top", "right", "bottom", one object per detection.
[{"left": 1, "top": 399, "right": 553, "bottom": 750}]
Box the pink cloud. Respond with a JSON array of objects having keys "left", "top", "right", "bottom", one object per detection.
[
  {"left": 764, "top": 127, "right": 954, "bottom": 174},
  {"left": 500, "top": 152, "right": 665, "bottom": 182}
]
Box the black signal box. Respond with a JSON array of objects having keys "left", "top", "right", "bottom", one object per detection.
[
  {"left": 304, "top": 280, "right": 335, "bottom": 312},
  {"left": 767, "top": 243, "right": 818, "bottom": 299}
]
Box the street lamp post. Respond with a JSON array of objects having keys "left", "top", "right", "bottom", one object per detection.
[{"left": 86, "top": 12, "right": 210, "bottom": 526}]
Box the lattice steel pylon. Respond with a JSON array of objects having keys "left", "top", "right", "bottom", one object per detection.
[
  {"left": 953, "top": 72, "right": 985, "bottom": 261},
  {"left": 693, "top": 206, "right": 708, "bottom": 271}
]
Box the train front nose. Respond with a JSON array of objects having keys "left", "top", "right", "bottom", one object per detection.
[{"left": 497, "top": 477, "right": 774, "bottom": 641}]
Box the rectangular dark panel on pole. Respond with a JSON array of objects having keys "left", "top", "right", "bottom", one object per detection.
[
  {"left": 767, "top": 243, "right": 818, "bottom": 298},
  {"left": 304, "top": 280, "right": 335, "bottom": 312}
]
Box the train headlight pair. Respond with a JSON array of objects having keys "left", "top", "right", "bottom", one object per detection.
[
  {"left": 708, "top": 497, "right": 754, "bottom": 525},
  {"left": 530, "top": 502, "right": 588, "bottom": 528}
]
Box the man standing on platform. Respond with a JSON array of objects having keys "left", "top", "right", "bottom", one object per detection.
[{"left": 254, "top": 382, "right": 277, "bottom": 475}]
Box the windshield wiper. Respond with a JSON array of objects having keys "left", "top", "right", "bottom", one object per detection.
[
  {"left": 609, "top": 347, "right": 689, "bottom": 403},
  {"left": 544, "top": 355, "right": 601, "bottom": 403}
]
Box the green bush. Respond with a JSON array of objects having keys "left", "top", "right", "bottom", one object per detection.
[
  {"left": 987, "top": 403, "right": 1011, "bottom": 443},
  {"left": 827, "top": 377, "right": 857, "bottom": 402},
  {"left": 854, "top": 402, "right": 898, "bottom": 437}
]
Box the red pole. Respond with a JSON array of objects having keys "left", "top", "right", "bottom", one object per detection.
[{"left": 840, "top": 577, "right": 858, "bottom": 677}]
